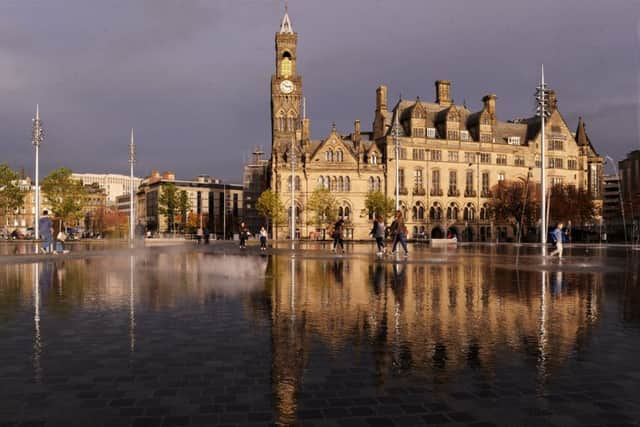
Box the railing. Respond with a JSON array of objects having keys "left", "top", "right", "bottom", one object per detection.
[
  {"left": 481, "top": 189, "right": 492, "bottom": 198},
  {"left": 430, "top": 188, "right": 443, "bottom": 197},
  {"left": 399, "top": 187, "right": 409, "bottom": 195},
  {"left": 464, "top": 189, "right": 477, "bottom": 197},
  {"left": 413, "top": 187, "right": 426, "bottom": 196},
  {"left": 448, "top": 188, "right": 460, "bottom": 197}
]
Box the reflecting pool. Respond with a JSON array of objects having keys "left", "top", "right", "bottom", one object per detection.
[{"left": 0, "top": 246, "right": 639, "bottom": 426}]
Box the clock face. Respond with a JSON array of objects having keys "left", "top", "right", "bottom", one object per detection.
[{"left": 280, "top": 80, "right": 295, "bottom": 94}]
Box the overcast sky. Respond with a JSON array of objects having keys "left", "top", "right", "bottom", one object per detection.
[{"left": 1, "top": 0, "right": 639, "bottom": 182}]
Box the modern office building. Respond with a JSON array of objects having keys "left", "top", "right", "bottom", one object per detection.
[
  {"left": 72, "top": 173, "right": 142, "bottom": 204},
  {"left": 136, "top": 170, "right": 244, "bottom": 238}
]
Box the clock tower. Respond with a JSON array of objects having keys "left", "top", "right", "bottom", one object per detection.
[{"left": 271, "top": 7, "right": 303, "bottom": 155}]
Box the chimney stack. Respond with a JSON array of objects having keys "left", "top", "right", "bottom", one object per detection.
[
  {"left": 376, "top": 85, "right": 388, "bottom": 112},
  {"left": 435, "top": 80, "right": 452, "bottom": 106},
  {"left": 354, "top": 120, "right": 361, "bottom": 144},
  {"left": 482, "top": 94, "right": 497, "bottom": 126},
  {"left": 548, "top": 90, "right": 558, "bottom": 112}
]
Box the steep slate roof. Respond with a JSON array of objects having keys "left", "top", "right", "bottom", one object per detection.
[
  {"left": 575, "top": 117, "right": 599, "bottom": 156},
  {"left": 495, "top": 122, "right": 528, "bottom": 143}
]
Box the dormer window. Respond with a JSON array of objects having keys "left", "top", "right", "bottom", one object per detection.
[
  {"left": 507, "top": 136, "right": 521, "bottom": 145},
  {"left": 426, "top": 128, "right": 436, "bottom": 138},
  {"left": 413, "top": 128, "right": 425, "bottom": 137},
  {"left": 460, "top": 130, "right": 470, "bottom": 141},
  {"left": 370, "top": 153, "right": 378, "bottom": 165}
]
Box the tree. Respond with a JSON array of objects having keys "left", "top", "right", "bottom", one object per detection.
[
  {"left": 364, "top": 191, "right": 395, "bottom": 221},
  {"left": 177, "top": 190, "right": 191, "bottom": 232},
  {"left": 0, "top": 164, "right": 25, "bottom": 215},
  {"left": 489, "top": 179, "right": 539, "bottom": 231},
  {"left": 41, "top": 167, "right": 87, "bottom": 225},
  {"left": 256, "top": 189, "right": 285, "bottom": 234},
  {"left": 549, "top": 184, "right": 596, "bottom": 226},
  {"left": 307, "top": 188, "right": 338, "bottom": 228},
  {"left": 158, "top": 183, "right": 179, "bottom": 232}
]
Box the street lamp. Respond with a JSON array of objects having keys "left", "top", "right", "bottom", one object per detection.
[
  {"left": 536, "top": 65, "right": 551, "bottom": 255},
  {"left": 290, "top": 136, "right": 297, "bottom": 250},
  {"left": 392, "top": 102, "right": 401, "bottom": 211},
  {"left": 31, "top": 104, "right": 45, "bottom": 250},
  {"left": 128, "top": 129, "right": 136, "bottom": 245},
  {"left": 605, "top": 155, "right": 627, "bottom": 243}
]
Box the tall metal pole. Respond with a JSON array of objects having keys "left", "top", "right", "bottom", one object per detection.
[
  {"left": 290, "top": 135, "right": 296, "bottom": 250},
  {"left": 31, "top": 104, "right": 44, "bottom": 250},
  {"left": 128, "top": 128, "right": 136, "bottom": 244},
  {"left": 394, "top": 104, "right": 400, "bottom": 211},
  {"left": 223, "top": 184, "right": 226, "bottom": 239},
  {"left": 537, "top": 65, "right": 549, "bottom": 255}
]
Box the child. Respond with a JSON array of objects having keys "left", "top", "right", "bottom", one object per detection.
[{"left": 259, "top": 226, "right": 268, "bottom": 251}]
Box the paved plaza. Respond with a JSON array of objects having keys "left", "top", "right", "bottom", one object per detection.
[{"left": 0, "top": 242, "right": 639, "bottom": 426}]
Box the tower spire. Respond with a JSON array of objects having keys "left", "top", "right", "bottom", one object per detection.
[{"left": 280, "top": 1, "right": 294, "bottom": 34}]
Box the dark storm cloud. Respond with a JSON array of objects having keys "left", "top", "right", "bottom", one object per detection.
[{"left": 1, "top": 0, "right": 638, "bottom": 181}]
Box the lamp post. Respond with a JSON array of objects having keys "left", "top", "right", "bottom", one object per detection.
[
  {"left": 536, "top": 65, "right": 551, "bottom": 255},
  {"left": 290, "top": 136, "right": 297, "bottom": 250},
  {"left": 128, "top": 129, "right": 136, "bottom": 245},
  {"left": 31, "top": 105, "right": 44, "bottom": 250},
  {"left": 393, "top": 103, "right": 400, "bottom": 211},
  {"left": 605, "top": 155, "right": 627, "bottom": 243}
]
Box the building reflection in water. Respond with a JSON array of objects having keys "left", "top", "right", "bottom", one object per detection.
[{"left": 267, "top": 255, "right": 604, "bottom": 425}]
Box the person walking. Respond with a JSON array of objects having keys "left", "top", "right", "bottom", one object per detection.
[
  {"left": 549, "top": 222, "right": 565, "bottom": 258},
  {"left": 390, "top": 210, "right": 409, "bottom": 257},
  {"left": 259, "top": 226, "right": 268, "bottom": 251},
  {"left": 52, "top": 217, "right": 68, "bottom": 254},
  {"left": 332, "top": 219, "right": 345, "bottom": 254},
  {"left": 239, "top": 222, "right": 250, "bottom": 249},
  {"left": 370, "top": 215, "right": 386, "bottom": 256},
  {"left": 38, "top": 210, "right": 53, "bottom": 254}
]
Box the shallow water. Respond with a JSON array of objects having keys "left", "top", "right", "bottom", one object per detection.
[{"left": 0, "top": 247, "right": 639, "bottom": 426}]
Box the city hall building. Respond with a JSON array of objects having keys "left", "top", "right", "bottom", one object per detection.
[{"left": 269, "top": 10, "right": 602, "bottom": 241}]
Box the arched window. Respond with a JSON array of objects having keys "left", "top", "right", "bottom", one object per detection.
[
  {"left": 368, "top": 176, "right": 374, "bottom": 191},
  {"left": 277, "top": 111, "right": 286, "bottom": 131},
  {"left": 325, "top": 150, "right": 334, "bottom": 162},
  {"left": 295, "top": 176, "right": 301, "bottom": 191},
  {"left": 281, "top": 51, "right": 292, "bottom": 77},
  {"left": 338, "top": 176, "right": 344, "bottom": 192},
  {"left": 326, "top": 176, "right": 330, "bottom": 189},
  {"left": 480, "top": 203, "right": 490, "bottom": 220},
  {"left": 418, "top": 205, "right": 425, "bottom": 220},
  {"left": 447, "top": 203, "right": 459, "bottom": 220},
  {"left": 338, "top": 206, "right": 344, "bottom": 218},
  {"left": 287, "top": 175, "right": 293, "bottom": 191},
  {"left": 464, "top": 203, "right": 475, "bottom": 221},
  {"left": 331, "top": 176, "right": 337, "bottom": 191},
  {"left": 345, "top": 176, "right": 351, "bottom": 192},
  {"left": 412, "top": 206, "right": 418, "bottom": 220},
  {"left": 318, "top": 176, "right": 325, "bottom": 189},
  {"left": 344, "top": 206, "right": 350, "bottom": 220},
  {"left": 371, "top": 153, "right": 378, "bottom": 165},
  {"left": 376, "top": 177, "right": 381, "bottom": 191},
  {"left": 336, "top": 149, "right": 343, "bottom": 162}
]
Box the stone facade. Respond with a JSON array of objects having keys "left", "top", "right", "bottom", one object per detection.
[{"left": 269, "top": 11, "right": 602, "bottom": 241}]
